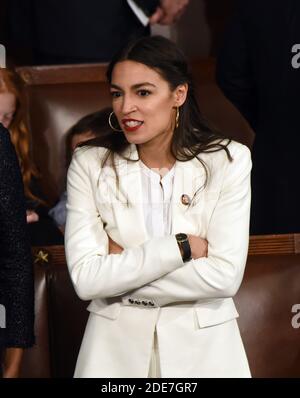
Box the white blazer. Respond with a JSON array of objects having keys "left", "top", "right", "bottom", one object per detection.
[{"left": 65, "top": 140, "right": 252, "bottom": 378}]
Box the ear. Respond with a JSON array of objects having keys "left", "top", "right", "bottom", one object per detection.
[{"left": 173, "top": 83, "right": 188, "bottom": 107}]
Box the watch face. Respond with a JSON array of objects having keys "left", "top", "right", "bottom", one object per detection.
[{"left": 176, "top": 233, "right": 187, "bottom": 241}]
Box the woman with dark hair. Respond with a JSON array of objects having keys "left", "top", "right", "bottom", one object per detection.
[
  {"left": 0, "top": 124, "right": 34, "bottom": 378},
  {"left": 65, "top": 36, "right": 252, "bottom": 378}
]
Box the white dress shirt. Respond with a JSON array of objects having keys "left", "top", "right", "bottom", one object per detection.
[
  {"left": 139, "top": 160, "right": 176, "bottom": 377},
  {"left": 139, "top": 161, "right": 175, "bottom": 238}
]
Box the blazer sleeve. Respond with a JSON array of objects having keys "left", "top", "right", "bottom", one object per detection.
[
  {"left": 123, "top": 144, "right": 252, "bottom": 307},
  {"left": 216, "top": 1, "right": 258, "bottom": 131},
  {"left": 0, "top": 125, "right": 34, "bottom": 348},
  {"left": 65, "top": 148, "right": 184, "bottom": 301}
]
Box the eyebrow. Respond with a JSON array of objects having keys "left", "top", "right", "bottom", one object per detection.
[{"left": 110, "top": 82, "right": 157, "bottom": 90}]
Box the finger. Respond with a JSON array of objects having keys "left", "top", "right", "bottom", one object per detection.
[
  {"left": 174, "top": 8, "right": 186, "bottom": 22},
  {"left": 157, "top": 13, "right": 176, "bottom": 25},
  {"left": 149, "top": 7, "right": 165, "bottom": 24}
]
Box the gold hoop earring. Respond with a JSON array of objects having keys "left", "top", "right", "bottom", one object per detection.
[
  {"left": 109, "top": 111, "right": 123, "bottom": 132},
  {"left": 175, "top": 107, "right": 180, "bottom": 129}
]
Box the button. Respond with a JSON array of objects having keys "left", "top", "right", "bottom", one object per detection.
[
  {"left": 181, "top": 194, "right": 191, "bottom": 206},
  {"left": 142, "top": 301, "right": 148, "bottom": 306},
  {"left": 149, "top": 302, "right": 155, "bottom": 307},
  {"left": 129, "top": 299, "right": 134, "bottom": 304},
  {"left": 134, "top": 300, "right": 141, "bottom": 305}
]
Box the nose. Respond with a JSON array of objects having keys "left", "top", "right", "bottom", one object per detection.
[{"left": 121, "top": 94, "right": 137, "bottom": 115}]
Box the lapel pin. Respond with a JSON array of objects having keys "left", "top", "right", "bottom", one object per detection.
[{"left": 181, "top": 194, "right": 191, "bottom": 206}]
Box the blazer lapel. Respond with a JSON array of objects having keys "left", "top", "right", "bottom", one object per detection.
[
  {"left": 171, "top": 158, "right": 206, "bottom": 234},
  {"left": 112, "top": 145, "right": 149, "bottom": 247},
  {"left": 106, "top": 146, "right": 206, "bottom": 245}
]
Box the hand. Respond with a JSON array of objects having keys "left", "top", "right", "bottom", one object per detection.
[
  {"left": 108, "top": 237, "right": 124, "bottom": 254},
  {"left": 26, "top": 209, "right": 39, "bottom": 224},
  {"left": 2, "top": 348, "right": 23, "bottom": 378},
  {"left": 149, "top": 0, "right": 189, "bottom": 25},
  {"left": 187, "top": 235, "right": 208, "bottom": 260}
]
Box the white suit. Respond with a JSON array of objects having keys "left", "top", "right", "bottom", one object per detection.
[{"left": 65, "top": 140, "right": 252, "bottom": 378}]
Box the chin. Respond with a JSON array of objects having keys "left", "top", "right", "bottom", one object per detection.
[{"left": 124, "top": 134, "right": 149, "bottom": 145}]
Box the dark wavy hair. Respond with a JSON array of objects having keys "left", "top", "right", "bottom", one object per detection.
[
  {"left": 82, "top": 35, "right": 232, "bottom": 189},
  {"left": 66, "top": 107, "right": 112, "bottom": 167}
]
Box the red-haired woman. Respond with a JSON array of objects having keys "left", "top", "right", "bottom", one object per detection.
[{"left": 0, "top": 68, "right": 63, "bottom": 245}]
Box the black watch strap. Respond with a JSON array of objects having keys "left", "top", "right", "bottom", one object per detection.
[{"left": 175, "top": 233, "right": 192, "bottom": 262}]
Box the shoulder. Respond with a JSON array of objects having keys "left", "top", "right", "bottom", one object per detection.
[
  {"left": 200, "top": 139, "right": 251, "bottom": 167},
  {"left": 219, "top": 139, "right": 251, "bottom": 172},
  {"left": 198, "top": 139, "right": 252, "bottom": 188},
  {"left": 221, "top": 140, "right": 252, "bottom": 186},
  {"left": 0, "top": 125, "right": 20, "bottom": 173},
  {"left": 71, "top": 146, "right": 110, "bottom": 169},
  {"left": 227, "top": 140, "right": 251, "bottom": 161}
]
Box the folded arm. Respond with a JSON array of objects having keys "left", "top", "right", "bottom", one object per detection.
[
  {"left": 123, "top": 144, "right": 252, "bottom": 306},
  {"left": 65, "top": 148, "right": 184, "bottom": 301}
]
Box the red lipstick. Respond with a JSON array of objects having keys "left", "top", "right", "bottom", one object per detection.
[{"left": 122, "top": 118, "right": 144, "bottom": 132}]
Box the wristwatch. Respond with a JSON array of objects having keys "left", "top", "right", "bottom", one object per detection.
[{"left": 175, "top": 233, "right": 192, "bottom": 262}]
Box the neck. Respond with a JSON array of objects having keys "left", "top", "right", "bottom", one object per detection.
[{"left": 138, "top": 129, "right": 175, "bottom": 170}]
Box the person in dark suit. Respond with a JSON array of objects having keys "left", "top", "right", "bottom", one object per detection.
[
  {"left": 6, "top": 0, "right": 189, "bottom": 65},
  {"left": 0, "top": 123, "right": 34, "bottom": 378},
  {"left": 216, "top": 0, "right": 300, "bottom": 235}
]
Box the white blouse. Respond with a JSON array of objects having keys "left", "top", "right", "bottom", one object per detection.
[{"left": 139, "top": 161, "right": 175, "bottom": 238}]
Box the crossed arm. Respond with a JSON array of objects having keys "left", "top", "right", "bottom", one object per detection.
[{"left": 65, "top": 144, "right": 251, "bottom": 306}]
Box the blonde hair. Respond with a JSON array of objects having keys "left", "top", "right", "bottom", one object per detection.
[{"left": 0, "top": 68, "right": 42, "bottom": 204}]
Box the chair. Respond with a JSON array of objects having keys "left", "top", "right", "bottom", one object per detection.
[{"left": 17, "top": 64, "right": 111, "bottom": 204}]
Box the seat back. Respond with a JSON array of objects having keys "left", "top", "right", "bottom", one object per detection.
[
  {"left": 46, "top": 261, "right": 89, "bottom": 378},
  {"left": 17, "top": 64, "right": 111, "bottom": 204},
  {"left": 20, "top": 246, "right": 88, "bottom": 378},
  {"left": 236, "top": 253, "right": 300, "bottom": 377},
  {"left": 20, "top": 259, "right": 51, "bottom": 378}
]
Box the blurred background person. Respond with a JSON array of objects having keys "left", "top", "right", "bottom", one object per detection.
[
  {"left": 5, "top": 0, "right": 189, "bottom": 65},
  {"left": 49, "top": 107, "right": 113, "bottom": 232},
  {"left": 216, "top": 0, "right": 300, "bottom": 234},
  {"left": 0, "top": 124, "right": 34, "bottom": 378},
  {"left": 0, "top": 67, "right": 63, "bottom": 245}
]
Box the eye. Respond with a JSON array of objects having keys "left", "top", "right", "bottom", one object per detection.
[
  {"left": 110, "top": 91, "right": 122, "bottom": 98},
  {"left": 137, "top": 90, "right": 151, "bottom": 97}
]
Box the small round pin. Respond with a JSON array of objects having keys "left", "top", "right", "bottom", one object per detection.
[{"left": 181, "top": 194, "right": 191, "bottom": 206}]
